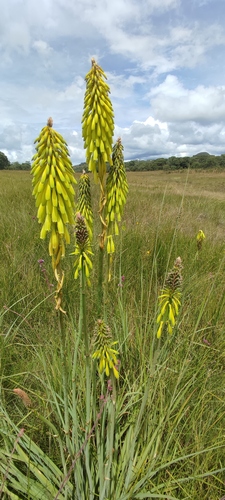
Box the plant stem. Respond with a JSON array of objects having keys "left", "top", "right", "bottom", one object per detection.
[
  {"left": 97, "top": 162, "right": 107, "bottom": 317},
  {"left": 71, "top": 314, "right": 82, "bottom": 495},
  {"left": 80, "top": 256, "right": 93, "bottom": 496},
  {"left": 100, "top": 384, "right": 116, "bottom": 500},
  {"left": 58, "top": 309, "right": 71, "bottom": 465},
  {"left": 54, "top": 396, "right": 108, "bottom": 500},
  {"left": 98, "top": 246, "right": 104, "bottom": 317}
]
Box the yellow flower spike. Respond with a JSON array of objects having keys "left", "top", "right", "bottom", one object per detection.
[
  {"left": 113, "top": 366, "right": 119, "bottom": 379},
  {"left": 92, "top": 320, "right": 120, "bottom": 381},
  {"left": 172, "top": 297, "right": 179, "bottom": 316},
  {"left": 168, "top": 324, "right": 173, "bottom": 335},
  {"left": 160, "top": 299, "right": 169, "bottom": 316},
  {"left": 78, "top": 254, "right": 83, "bottom": 270},
  {"left": 76, "top": 172, "right": 93, "bottom": 240},
  {"left": 83, "top": 251, "right": 93, "bottom": 269},
  {"left": 156, "top": 257, "right": 183, "bottom": 338},
  {"left": 169, "top": 304, "right": 175, "bottom": 326},
  {"left": 106, "top": 138, "right": 128, "bottom": 254},
  {"left": 84, "top": 262, "right": 90, "bottom": 278},
  {"left": 157, "top": 321, "right": 164, "bottom": 339},
  {"left": 82, "top": 59, "right": 114, "bottom": 178},
  {"left": 196, "top": 229, "right": 206, "bottom": 251},
  {"left": 31, "top": 117, "right": 76, "bottom": 272},
  {"left": 156, "top": 312, "right": 163, "bottom": 324},
  {"left": 82, "top": 60, "right": 122, "bottom": 263},
  {"left": 99, "top": 359, "right": 103, "bottom": 373}
]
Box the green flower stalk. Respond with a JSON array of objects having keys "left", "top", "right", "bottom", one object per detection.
[
  {"left": 92, "top": 320, "right": 120, "bottom": 380},
  {"left": 156, "top": 257, "right": 183, "bottom": 339},
  {"left": 72, "top": 213, "right": 93, "bottom": 285},
  {"left": 82, "top": 59, "right": 115, "bottom": 256},
  {"left": 82, "top": 59, "right": 115, "bottom": 314},
  {"left": 32, "top": 118, "right": 76, "bottom": 450},
  {"left": 71, "top": 213, "right": 93, "bottom": 488},
  {"left": 106, "top": 137, "right": 128, "bottom": 255},
  {"left": 31, "top": 117, "right": 76, "bottom": 273},
  {"left": 196, "top": 229, "right": 206, "bottom": 251},
  {"left": 76, "top": 172, "right": 93, "bottom": 240}
]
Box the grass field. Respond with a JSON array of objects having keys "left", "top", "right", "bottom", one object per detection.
[{"left": 1, "top": 169, "right": 225, "bottom": 499}]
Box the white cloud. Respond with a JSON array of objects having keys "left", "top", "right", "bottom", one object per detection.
[
  {"left": 57, "top": 77, "right": 85, "bottom": 101},
  {"left": 0, "top": 0, "right": 225, "bottom": 163},
  {"left": 2, "top": 22, "right": 31, "bottom": 53},
  {"left": 115, "top": 117, "right": 170, "bottom": 159},
  {"left": 115, "top": 116, "right": 225, "bottom": 160},
  {"left": 107, "top": 21, "right": 225, "bottom": 74},
  {"left": 150, "top": 76, "right": 225, "bottom": 122},
  {"left": 32, "top": 40, "right": 53, "bottom": 56},
  {"left": 1, "top": 0, "right": 223, "bottom": 77}
]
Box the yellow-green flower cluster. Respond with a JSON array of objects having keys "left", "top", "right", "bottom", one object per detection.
[
  {"left": 196, "top": 229, "right": 206, "bottom": 251},
  {"left": 31, "top": 117, "right": 76, "bottom": 270},
  {"left": 156, "top": 257, "right": 183, "bottom": 339},
  {"left": 76, "top": 172, "right": 93, "bottom": 240},
  {"left": 82, "top": 59, "right": 114, "bottom": 182},
  {"left": 92, "top": 320, "right": 119, "bottom": 379},
  {"left": 106, "top": 138, "right": 128, "bottom": 254}
]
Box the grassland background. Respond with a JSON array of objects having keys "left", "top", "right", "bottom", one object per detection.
[{"left": 1, "top": 169, "right": 225, "bottom": 499}]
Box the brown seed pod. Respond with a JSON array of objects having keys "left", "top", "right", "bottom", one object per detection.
[{"left": 13, "top": 388, "right": 32, "bottom": 407}]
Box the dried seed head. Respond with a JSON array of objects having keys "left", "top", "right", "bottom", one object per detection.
[
  {"left": 47, "top": 117, "right": 53, "bottom": 127},
  {"left": 94, "top": 319, "right": 112, "bottom": 343},
  {"left": 77, "top": 173, "right": 93, "bottom": 240},
  {"left": 75, "top": 213, "right": 89, "bottom": 248},
  {"left": 174, "top": 256, "right": 182, "bottom": 268},
  {"left": 13, "top": 388, "right": 32, "bottom": 407},
  {"left": 165, "top": 257, "right": 183, "bottom": 291}
]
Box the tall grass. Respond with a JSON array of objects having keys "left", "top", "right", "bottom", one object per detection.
[{"left": 1, "top": 170, "right": 225, "bottom": 498}]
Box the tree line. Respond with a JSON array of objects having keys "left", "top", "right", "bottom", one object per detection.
[
  {"left": 0, "top": 152, "right": 31, "bottom": 171},
  {"left": 74, "top": 152, "right": 225, "bottom": 172},
  {"left": 124, "top": 152, "right": 225, "bottom": 171},
  {"left": 1, "top": 150, "right": 225, "bottom": 172}
]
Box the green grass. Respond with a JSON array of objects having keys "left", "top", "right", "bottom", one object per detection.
[{"left": 1, "top": 169, "right": 225, "bottom": 499}]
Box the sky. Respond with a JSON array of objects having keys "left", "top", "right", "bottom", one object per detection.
[{"left": 1, "top": 0, "right": 225, "bottom": 164}]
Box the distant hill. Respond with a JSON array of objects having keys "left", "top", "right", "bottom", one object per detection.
[
  {"left": 73, "top": 162, "right": 87, "bottom": 172},
  {"left": 193, "top": 152, "right": 211, "bottom": 157}
]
